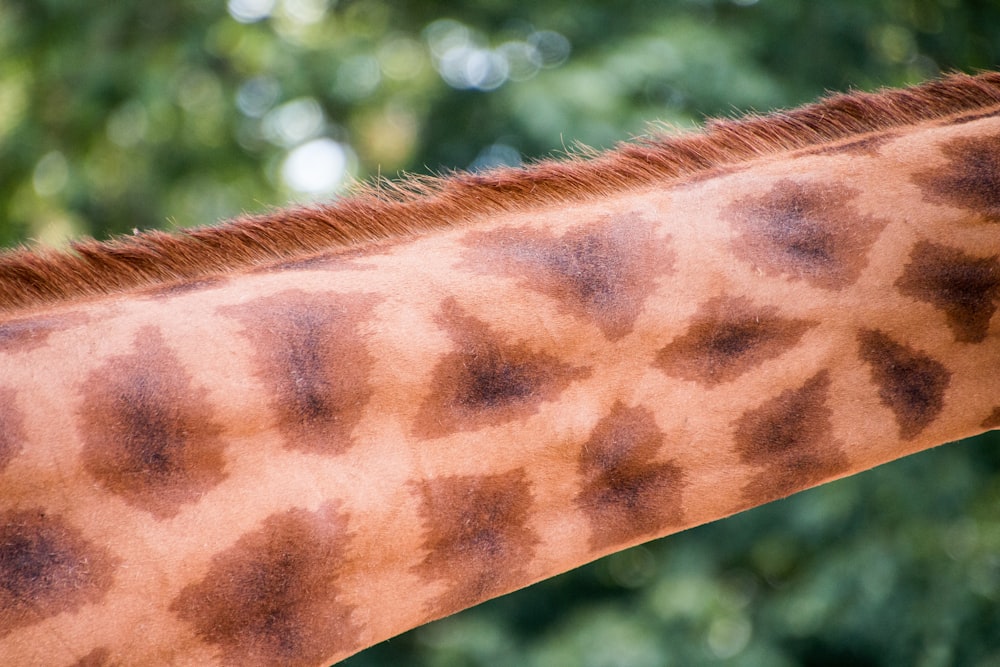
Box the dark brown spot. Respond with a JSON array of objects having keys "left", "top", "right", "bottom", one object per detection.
[
  {"left": 575, "top": 402, "right": 685, "bottom": 551},
  {"left": 252, "top": 238, "right": 403, "bottom": 274},
  {"left": 463, "top": 213, "right": 675, "bottom": 341},
  {"left": 654, "top": 296, "right": 817, "bottom": 386},
  {"left": 0, "top": 312, "right": 88, "bottom": 354},
  {"left": 0, "top": 510, "right": 118, "bottom": 638},
  {"left": 727, "top": 179, "right": 889, "bottom": 290},
  {"left": 857, "top": 329, "right": 951, "bottom": 439},
  {"left": 412, "top": 298, "right": 590, "bottom": 438},
  {"left": 677, "top": 163, "right": 747, "bottom": 186},
  {"left": 170, "top": 502, "right": 357, "bottom": 667},
  {"left": 222, "top": 290, "right": 378, "bottom": 455},
  {"left": 256, "top": 253, "right": 375, "bottom": 273},
  {"left": 412, "top": 470, "right": 538, "bottom": 617},
  {"left": 0, "top": 387, "right": 25, "bottom": 473},
  {"left": 946, "top": 107, "right": 1000, "bottom": 126},
  {"left": 142, "top": 276, "right": 228, "bottom": 299},
  {"left": 896, "top": 241, "right": 1000, "bottom": 343},
  {"left": 981, "top": 407, "right": 1000, "bottom": 430},
  {"left": 68, "top": 647, "right": 113, "bottom": 667},
  {"left": 732, "top": 371, "right": 849, "bottom": 506},
  {"left": 799, "top": 131, "right": 898, "bottom": 157},
  {"left": 912, "top": 133, "right": 1000, "bottom": 221},
  {"left": 79, "top": 326, "right": 227, "bottom": 519}
]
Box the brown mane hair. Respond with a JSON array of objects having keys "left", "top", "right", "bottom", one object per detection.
[{"left": 3, "top": 71, "right": 1000, "bottom": 313}]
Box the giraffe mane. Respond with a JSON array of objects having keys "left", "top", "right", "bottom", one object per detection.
[{"left": 3, "top": 70, "right": 1000, "bottom": 313}]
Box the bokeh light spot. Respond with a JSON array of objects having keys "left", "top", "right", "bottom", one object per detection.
[
  {"left": 425, "top": 19, "right": 569, "bottom": 91},
  {"left": 263, "top": 97, "right": 325, "bottom": 147},
  {"left": 529, "top": 30, "right": 571, "bottom": 68},
  {"left": 469, "top": 143, "right": 521, "bottom": 171},
  {"left": 33, "top": 151, "right": 69, "bottom": 197},
  {"left": 107, "top": 100, "right": 149, "bottom": 148},
  {"left": 281, "top": 0, "right": 328, "bottom": 25},
  {"left": 237, "top": 77, "right": 281, "bottom": 118},
  {"left": 281, "top": 138, "right": 350, "bottom": 195},
  {"left": 334, "top": 55, "right": 382, "bottom": 101},
  {"left": 228, "top": 0, "right": 276, "bottom": 23}
]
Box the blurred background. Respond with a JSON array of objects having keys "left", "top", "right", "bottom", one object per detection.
[{"left": 3, "top": 0, "right": 999, "bottom": 665}]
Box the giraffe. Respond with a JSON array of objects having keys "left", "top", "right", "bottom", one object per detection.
[{"left": 1, "top": 72, "right": 999, "bottom": 667}]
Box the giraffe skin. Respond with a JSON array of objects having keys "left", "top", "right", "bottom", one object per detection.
[{"left": 0, "top": 73, "right": 999, "bottom": 666}]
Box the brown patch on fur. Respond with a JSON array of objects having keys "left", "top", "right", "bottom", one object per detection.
[
  {"left": 462, "top": 212, "right": 675, "bottom": 341},
  {"left": 575, "top": 402, "right": 684, "bottom": 551},
  {"left": 253, "top": 252, "right": 375, "bottom": 274},
  {"left": 946, "top": 107, "right": 1000, "bottom": 125},
  {"left": 68, "top": 647, "right": 114, "bottom": 667},
  {"left": 0, "top": 387, "right": 25, "bottom": 473},
  {"left": 3, "top": 73, "right": 1000, "bottom": 312},
  {"left": 412, "top": 298, "right": 591, "bottom": 438},
  {"left": 896, "top": 241, "right": 1000, "bottom": 343},
  {"left": 170, "top": 502, "right": 358, "bottom": 667},
  {"left": 412, "top": 469, "right": 538, "bottom": 618},
  {"left": 797, "top": 131, "right": 899, "bottom": 157},
  {"left": 981, "top": 407, "right": 1000, "bottom": 430},
  {"left": 654, "top": 295, "right": 817, "bottom": 386},
  {"left": 674, "top": 163, "right": 747, "bottom": 186},
  {"left": 912, "top": 133, "right": 1000, "bottom": 221},
  {"left": 221, "top": 289, "right": 378, "bottom": 456},
  {"left": 732, "top": 371, "right": 849, "bottom": 507},
  {"left": 141, "top": 276, "right": 229, "bottom": 300},
  {"left": 0, "top": 509, "right": 119, "bottom": 638},
  {"left": 726, "top": 179, "right": 889, "bottom": 290},
  {"left": 79, "top": 326, "right": 227, "bottom": 519},
  {"left": 0, "top": 311, "right": 87, "bottom": 354},
  {"left": 857, "top": 329, "right": 951, "bottom": 440},
  {"left": 252, "top": 237, "right": 405, "bottom": 274}
]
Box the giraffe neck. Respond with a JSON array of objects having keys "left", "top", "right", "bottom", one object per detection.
[{"left": 1, "top": 75, "right": 999, "bottom": 666}]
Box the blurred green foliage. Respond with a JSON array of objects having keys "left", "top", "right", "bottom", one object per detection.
[{"left": 2, "top": 0, "right": 999, "bottom": 665}]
